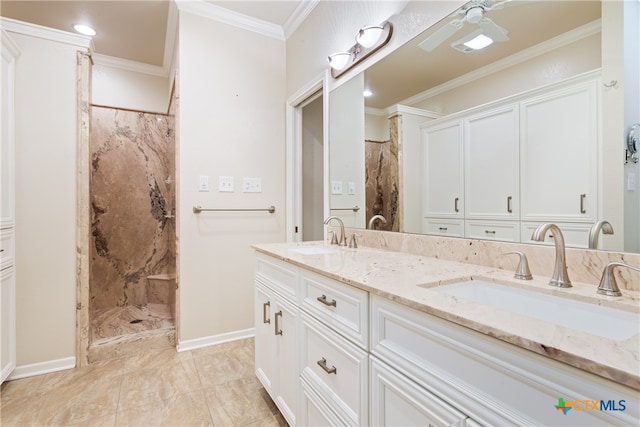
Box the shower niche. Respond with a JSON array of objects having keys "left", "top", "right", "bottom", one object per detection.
[{"left": 88, "top": 106, "right": 176, "bottom": 362}]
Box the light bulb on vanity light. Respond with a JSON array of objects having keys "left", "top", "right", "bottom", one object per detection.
[
  {"left": 356, "top": 25, "right": 384, "bottom": 48},
  {"left": 328, "top": 52, "right": 352, "bottom": 71}
]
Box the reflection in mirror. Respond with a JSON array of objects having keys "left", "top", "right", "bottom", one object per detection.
[{"left": 329, "top": 0, "right": 640, "bottom": 253}]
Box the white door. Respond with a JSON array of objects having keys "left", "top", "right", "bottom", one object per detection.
[
  {"left": 465, "top": 105, "right": 519, "bottom": 220},
  {"left": 422, "top": 120, "right": 464, "bottom": 218},
  {"left": 520, "top": 81, "right": 598, "bottom": 222}
]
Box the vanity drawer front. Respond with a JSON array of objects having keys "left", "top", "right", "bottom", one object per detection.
[
  {"left": 422, "top": 218, "right": 464, "bottom": 237},
  {"left": 300, "top": 313, "right": 368, "bottom": 426},
  {"left": 520, "top": 222, "right": 590, "bottom": 249},
  {"left": 255, "top": 253, "right": 297, "bottom": 300},
  {"left": 300, "top": 269, "right": 368, "bottom": 347},
  {"left": 0, "top": 228, "right": 15, "bottom": 270},
  {"left": 465, "top": 220, "right": 519, "bottom": 242}
]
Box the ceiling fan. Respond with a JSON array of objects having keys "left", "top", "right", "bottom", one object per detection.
[{"left": 419, "top": 0, "right": 519, "bottom": 52}]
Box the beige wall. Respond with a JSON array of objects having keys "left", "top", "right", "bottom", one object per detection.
[
  {"left": 177, "top": 11, "right": 286, "bottom": 344},
  {"left": 92, "top": 64, "right": 171, "bottom": 114},
  {"left": 9, "top": 31, "right": 84, "bottom": 366}
]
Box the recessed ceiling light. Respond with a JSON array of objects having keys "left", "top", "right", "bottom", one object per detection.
[
  {"left": 463, "top": 33, "right": 493, "bottom": 50},
  {"left": 363, "top": 89, "right": 373, "bottom": 97},
  {"left": 73, "top": 24, "right": 96, "bottom": 36}
]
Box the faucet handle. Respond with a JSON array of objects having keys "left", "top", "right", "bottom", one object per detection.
[
  {"left": 502, "top": 251, "right": 533, "bottom": 280},
  {"left": 328, "top": 230, "right": 338, "bottom": 245},
  {"left": 348, "top": 233, "right": 362, "bottom": 249},
  {"left": 598, "top": 262, "right": 640, "bottom": 297}
]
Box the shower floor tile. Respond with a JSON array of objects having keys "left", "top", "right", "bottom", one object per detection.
[{"left": 92, "top": 303, "right": 174, "bottom": 343}]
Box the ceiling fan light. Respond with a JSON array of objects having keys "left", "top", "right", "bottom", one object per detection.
[
  {"left": 463, "top": 33, "right": 493, "bottom": 50},
  {"left": 356, "top": 25, "right": 384, "bottom": 48},
  {"left": 328, "top": 52, "right": 352, "bottom": 71},
  {"left": 73, "top": 24, "right": 96, "bottom": 36}
]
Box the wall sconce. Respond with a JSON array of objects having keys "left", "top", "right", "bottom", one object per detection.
[{"left": 327, "top": 21, "right": 392, "bottom": 78}]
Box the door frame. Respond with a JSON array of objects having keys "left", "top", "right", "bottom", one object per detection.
[{"left": 285, "top": 72, "right": 330, "bottom": 242}]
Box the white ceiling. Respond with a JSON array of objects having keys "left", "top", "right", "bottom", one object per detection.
[{"left": 0, "top": 0, "right": 306, "bottom": 67}]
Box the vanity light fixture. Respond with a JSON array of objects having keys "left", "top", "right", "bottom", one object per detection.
[
  {"left": 73, "top": 24, "right": 96, "bottom": 36},
  {"left": 328, "top": 21, "right": 392, "bottom": 78}
]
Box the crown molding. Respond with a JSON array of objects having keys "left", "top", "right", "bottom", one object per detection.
[
  {"left": 0, "top": 17, "right": 93, "bottom": 51},
  {"left": 387, "top": 104, "right": 443, "bottom": 119},
  {"left": 401, "top": 19, "right": 602, "bottom": 107},
  {"left": 1, "top": 30, "right": 22, "bottom": 58},
  {"left": 176, "top": 0, "right": 285, "bottom": 41},
  {"left": 283, "top": 0, "right": 319, "bottom": 39},
  {"left": 91, "top": 53, "right": 168, "bottom": 77}
]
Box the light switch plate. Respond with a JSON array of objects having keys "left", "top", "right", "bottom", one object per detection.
[
  {"left": 219, "top": 176, "right": 234, "bottom": 192},
  {"left": 331, "top": 181, "right": 343, "bottom": 195},
  {"left": 243, "top": 177, "right": 262, "bottom": 193},
  {"left": 348, "top": 181, "right": 356, "bottom": 195},
  {"left": 198, "top": 175, "right": 209, "bottom": 192}
]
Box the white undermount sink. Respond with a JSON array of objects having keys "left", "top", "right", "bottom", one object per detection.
[
  {"left": 432, "top": 280, "right": 639, "bottom": 341},
  {"left": 287, "top": 246, "right": 338, "bottom": 255}
]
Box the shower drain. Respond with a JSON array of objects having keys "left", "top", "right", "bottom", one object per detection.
[{"left": 129, "top": 319, "right": 143, "bottom": 324}]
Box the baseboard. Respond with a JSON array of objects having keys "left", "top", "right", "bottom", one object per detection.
[
  {"left": 8, "top": 357, "right": 76, "bottom": 380},
  {"left": 177, "top": 327, "right": 255, "bottom": 352}
]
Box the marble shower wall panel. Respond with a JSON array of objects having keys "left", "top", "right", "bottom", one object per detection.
[
  {"left": 365, "top": 115, "right": 400, "bottom": 232},
  {"left": 90, "top": 106, "right": 176, "bottom": 311}
]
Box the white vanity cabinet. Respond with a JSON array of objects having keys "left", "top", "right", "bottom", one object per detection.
[
  {"left": 520, "top": 79, "right": 598, "bottom": 224},
  {"left": 254, "top": 255, "right": 299, "bottom": 425},
  {"left": 297, "top": 268, "right": 369, "bottom": 426},
  {"left": 422, "top": 119, "right": 464, "bottom": 220},
  {"left": 370, "top": 294, "right": 637, "bottom": 427}
]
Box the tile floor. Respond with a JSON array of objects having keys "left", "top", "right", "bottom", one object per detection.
[{"left": 0, "top": 338, "right": 288, "bottom": 426}]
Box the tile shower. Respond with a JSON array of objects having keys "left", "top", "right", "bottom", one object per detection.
[{"left": 88, "top": 106, "right": 176, "bottom": 361}]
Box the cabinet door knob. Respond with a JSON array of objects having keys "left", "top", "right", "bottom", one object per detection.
[
  {"left": 262, "top": 301, "right": 271, "bottom": 324},
  {"left": 274, "top": 310, "right": 283, "bottom": 336},
  {"left": 317, "top": 357, "right": 337, "bottom": 375},
  {"left": 317, "top": 294, "right": 337, "bottom": 307}
]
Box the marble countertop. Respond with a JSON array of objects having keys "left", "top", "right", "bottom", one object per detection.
[{"left": 252, "top": 241, "right": 640, "bottom": 390}]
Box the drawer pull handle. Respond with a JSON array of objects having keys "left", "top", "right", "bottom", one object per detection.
[
  {"left": 317, "top": 294, "right": 337, "bottom": 307},
  {"left": 454, "top": 197, "right": 459, "bottom": 213},
  {"left": 580, "top": 193, "right": 587, "bottom": 214},
  {"left": 485, "top": 230, "right": 496, "bottom": 234},
  {"left": 274, "top": 310, "right": 283, "bottom": 336},
  {"left": 262, "top": 301, "right": 271, "bottom": 324},
  {"left": 438, "top": 227, "right": 448, "bottom": 232},
  {"left": 317, "top": 357, "right": 337, "bottom": 375},
  {"left": 507, "top": 196, "right": 512, "bottom": 213},
  {"left": 0, "top": 249, "right": 4, "bottom": 252}
]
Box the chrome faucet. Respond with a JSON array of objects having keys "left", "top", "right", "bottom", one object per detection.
[
  {"left": 368, "top": 214, "right": 387, "bottom": 230},
  {"left": 598, "top": 262, "right": 640, "bottom": 297},
  {"left": 531, "top": 223, "right": 572, "bottom": 288},
  {"left": 588, "top": 220, "right": 614, "bottom": 249},
  {"left": 324, "top": 216, "right": 346, "bottom": 246}
]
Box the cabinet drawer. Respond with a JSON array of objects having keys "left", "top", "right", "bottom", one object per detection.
[
  {"left": 300, "top": 269, "right": 368, "bottom": 348},
  {"left": 520, "top": 222, "right": 590, "bottom": 249},
  {"left": 300, "top": 377, "right": 345, "bottom": 427},
  {"left": 300, "top": 313, "right": 368, "bottom": 426},
  {"left": 422, "top": 218, "right": 464, "bottom": 237},
  {"left": 0, "top": 228, "right": 15, "bottom": 271},
  {"left": 255, "top": 253, "right": 297, "bottom": 301},
  {"left": 370, "top": 356, "right": 467, "bottom": 427},
  {"left": 465, "top": 221, "right": 519, "bottom": 242}
]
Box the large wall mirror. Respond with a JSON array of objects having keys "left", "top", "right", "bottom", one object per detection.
[{"left": 329, "top": 0, "right": 639, "bottom": 253}]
